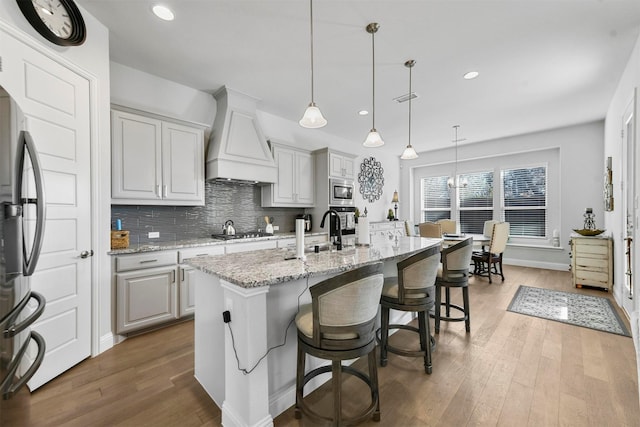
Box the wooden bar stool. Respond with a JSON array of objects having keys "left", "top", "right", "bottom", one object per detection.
[
  {"left": 378, "top": 246, "right": 440, "bottom": 374},
  {"left": 295, "top": 262, "right": 384, "bottom": 426},
  {"left": 433, "top": 237, "right": 474, "bottom": 333}
]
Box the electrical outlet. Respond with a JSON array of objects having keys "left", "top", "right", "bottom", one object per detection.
[
  {"left": 225, "top": 297, "right": 233, "bottom": 311},
  {"left": 148, "top": 231, "right": 160, "bottom": 239},
  {"left": 273, "top": 225, "right": 279, "bottom": 231}
]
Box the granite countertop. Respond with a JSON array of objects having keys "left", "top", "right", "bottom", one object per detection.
[
  {"left": 108, "top": 232, "right": 326, "bottom": 255},
  {"left": 185, "top": 235, "right": 442, "bottom": 288}
]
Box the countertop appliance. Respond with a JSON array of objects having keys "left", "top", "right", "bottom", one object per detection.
[
  {"left": 329, "top": 178, "right": 354, "bottom": 206},
  {"left": 1, "top": 106, "right": 47, "bottom": 401},
  {"left": 297, "top": 214, "right": 312, "bottom": 232}
]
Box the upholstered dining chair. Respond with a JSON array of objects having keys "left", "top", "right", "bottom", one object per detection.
[
  {"left": 404, "top": 220, "right": 416, "bottom": 236},
  {"left": 295, "top": 262, "right": 384, "bottom": 425},
  {"left": 378, "top": 245, "right": 440, "bottom": 374},
  {"left": 418, "top": 221, "right": 442, "bottom": 238},
  {"left": 483, "top": 220, "right": 500, "bottom": 238},
  {"left": 437, "top": 219, "right": 457, "bottom": 235},
  {"left": 433, "top": 236, "right": 474, "bottom": 333},
  {"left": 472, "top": 222, "right": 510, "bottom": 283}
]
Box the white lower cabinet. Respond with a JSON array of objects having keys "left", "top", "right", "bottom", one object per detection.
[
  {"left": 177, "top": 246, "right": 226, "bottom": 317},
  {"left": 570, "top": 233, "right": 613, "bottom": 291},
  {"left": 115, "top": 250, "right": 179, "bottom": 334},
  {"left": 116, "top": 263, "right": 178, "bottom": 334}
]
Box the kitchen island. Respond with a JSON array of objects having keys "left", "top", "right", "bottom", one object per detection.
[{"left": 186, "top": 235, "right": 442, "bottom": 427}]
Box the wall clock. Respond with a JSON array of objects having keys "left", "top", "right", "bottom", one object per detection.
[
  {"left": 358, "top": 156, "right": 384, "bottom": 203},
  {"left": 17, "top": 0, "right": 87, "bottom": 46}
]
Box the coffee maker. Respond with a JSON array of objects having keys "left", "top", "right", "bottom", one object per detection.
[{"left": 297, "top": 214, "right": 312, "bottom": 232}]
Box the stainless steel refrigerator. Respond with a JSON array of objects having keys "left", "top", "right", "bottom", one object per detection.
[{"left": 0, "top": 87, "right": 47, "bottom": 402}]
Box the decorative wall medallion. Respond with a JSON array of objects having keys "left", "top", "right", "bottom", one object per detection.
[{"left": 358, "top": 156, "right": 384, "bottom": 203}]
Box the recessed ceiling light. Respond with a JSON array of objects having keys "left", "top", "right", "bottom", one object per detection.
[
  {"left": 358, "top": 110, "right": 369, "bottom": 116},
  {"left": 463, "top": 71, "right": 479, "bottom": 80},
  {"left": 152, "top": 5, "right": 175, "bottom": 21}
]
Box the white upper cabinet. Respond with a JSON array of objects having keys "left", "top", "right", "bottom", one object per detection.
[
  {"left": 111, "top": 108, "right": 205, "bottom": 205},
  {"left": 329, "top": 151, "right": 355, "bottom": 179},
  {"left": 262, "top": 141, "right": 315, "bottom": 207}
]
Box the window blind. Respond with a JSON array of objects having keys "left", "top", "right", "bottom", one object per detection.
[
  {"left": 459, "top": 171, "right": 493, "bottom": 234},
  {"left": 501, "top": 166, "right": 547, "bottom": 237},
  {"left": 421, "top": 176, "right": 450, "bottom": 222}
]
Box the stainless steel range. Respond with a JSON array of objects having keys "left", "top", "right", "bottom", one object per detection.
[{"left": 211, "top": 231, "right": 271, "bottom": 240}]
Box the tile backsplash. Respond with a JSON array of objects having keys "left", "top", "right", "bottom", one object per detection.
[{"left": 111, "top": 181, "right": 304, "bottom": 246}]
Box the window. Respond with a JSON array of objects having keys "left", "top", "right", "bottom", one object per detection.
[
  {"left": 421, "top": 176, "right": 450, "bottom": 222},
  {"left": 501, "top": 166, "right": 547, "bottom": 237},
  {"left": 459, "top": 171, "right": 493, "bottom": 234}
]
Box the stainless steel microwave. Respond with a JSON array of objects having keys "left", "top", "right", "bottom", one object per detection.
[{"left": 329, "top": 178, "right": 354, "bottom": 206}]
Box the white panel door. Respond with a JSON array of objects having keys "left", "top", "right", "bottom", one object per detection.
[
  {"left": 295, "top": 150, "right": 315, "bottom": 205},
  {"left": 161, "top": 121, "right": 204, "bottom": 202},
  {"left": 111, "top": 110, "right": 162, "bottom": 200},
  {"left": 4, "top": 35, "right": 92, "bottom": 390}
]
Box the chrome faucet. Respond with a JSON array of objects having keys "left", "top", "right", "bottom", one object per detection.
[{"left": 320, "top": 209, "right": 342, "bottom": 250}]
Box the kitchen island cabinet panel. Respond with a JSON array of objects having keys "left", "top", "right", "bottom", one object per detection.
[{"left": 111, "top": 108, "right": 205, "bottom": 206}]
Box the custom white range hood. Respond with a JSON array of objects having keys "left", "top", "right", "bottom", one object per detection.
[{"left": 206, "top": 86, "right": 277, "bottom": 183}]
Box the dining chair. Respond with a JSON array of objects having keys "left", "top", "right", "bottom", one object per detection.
[
  {"left": 404, "top": 220, "right": 416, "bottom": 236},
  {"left": 418, "top": 221, "right": 442, "bottom": 238},
  {"left": 378, "top": 245, "right": 440, "bottom": 374},
  {"left": 472, "top": 222, "right": 510, "bottom": 283},
  {"left": 295, "top": 262, "right": 384, "bottom": 425},
  {"left": 483, "top": 220, "right": 500, "bottom": 238},
  {"left": 432, "top": 236, "right": 474, "bottom": 333},
  {"left": 437, "top": 219, "right": 457, "bottom": 235}
]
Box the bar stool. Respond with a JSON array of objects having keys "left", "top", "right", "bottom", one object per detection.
[
  {"left": 378, "top": 246, "right": 440, "bottom": 374},
  {"left": 433, "top": 237, "right": 474, "bottom": 333},
  {"left": 295, "top": 262, "right": 384, "bottom": 425}
]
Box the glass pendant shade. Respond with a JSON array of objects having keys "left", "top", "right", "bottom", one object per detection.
[
  {"left": 299, "top": 103, "right": 327, "bottom": 128},
  {"left": 363, "top": 129, "right": 384, "bottom": 147},
  {"left": 401, "top": 145, "right": 418, "bottom": 160}
]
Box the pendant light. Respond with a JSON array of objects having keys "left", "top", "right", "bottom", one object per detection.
[
  {"left": 363, "top": 22, "right": 384, "bottom": 147},
  {"left": 447, "top": 125, "right": 468, "bottom": 188},
  {"left": 400, "top": 60, "right": 418, "bottom": 160},
  {"left": 299, "top": 0, "right": 327, "bottom": 128}
]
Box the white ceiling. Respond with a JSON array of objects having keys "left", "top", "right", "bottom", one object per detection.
[{"left": 78, "top": 0, "right": 640, "bottom": 154}]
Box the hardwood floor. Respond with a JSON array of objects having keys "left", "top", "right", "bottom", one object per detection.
[{"left": 4, "top": 266, "right": 639, "bottom": 426}]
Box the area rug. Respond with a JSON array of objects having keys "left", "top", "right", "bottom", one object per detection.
[{"left": 507, "top": 285, "right": 631, "bottom": 337}]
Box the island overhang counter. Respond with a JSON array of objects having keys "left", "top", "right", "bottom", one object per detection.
[{"left": 186, "top": 235, "right": 442, "bottom": 427}]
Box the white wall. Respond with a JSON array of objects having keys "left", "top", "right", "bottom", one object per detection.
[
  {"left": 110, "top": 62, "right": 216, "bottom": 132},
  {"left": 603, "top": 31, "right": 640, "bottom": 383},
  {"left": 400, "top": 121, "right": 605, "bottom": 270},
  {"left": 0, "top": 3, "right": 113, "bottom": 354}
]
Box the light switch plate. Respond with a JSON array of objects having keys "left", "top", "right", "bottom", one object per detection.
[
  {"left": 273, "top": 225, "right": 279, "bottom": 231},
  {"left": 148, "top": 231, "right": 160, "bottom": 239}
]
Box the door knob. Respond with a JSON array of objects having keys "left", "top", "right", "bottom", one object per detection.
[{"left": 80, "top": 250, "right": 94, "bottom": 259}]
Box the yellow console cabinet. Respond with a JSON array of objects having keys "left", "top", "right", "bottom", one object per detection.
[{"left": 570, "top": 233, "right": 613, "bottom": 291}]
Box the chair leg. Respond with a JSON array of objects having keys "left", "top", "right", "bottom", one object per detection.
[
  {"left": 445, "top": 287, "right": 451, "bottom": 317},
  {"left": 295, "top": 343, "right": 305, "bottom": 419},
  {"left": 368, "top": 347, "right": 381, "bottom": 421},
  {"left": 434, "top": 283, "right": 441, "bottom": 333},
  {"left": 332, "top": 360, "right": 342, "bottom": 425},
  {"left": 498, "top": 255, "right": 505, "bottom": 281},
  {"left": 462, "top": 285, "right": 470, "bottom": 333},
  {"left": 488, "top": 261, "right": 493, "bottom": 284},
  {"left": 418, "top": 310, "right": 432, "bottom": 374},
  {"left": 380, "top": 306, "right": 389, "bottom": 367}
]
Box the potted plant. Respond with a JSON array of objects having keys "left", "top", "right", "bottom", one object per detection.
[{"left": 387, "top": 209, "right": 395, "bottom": 221}]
